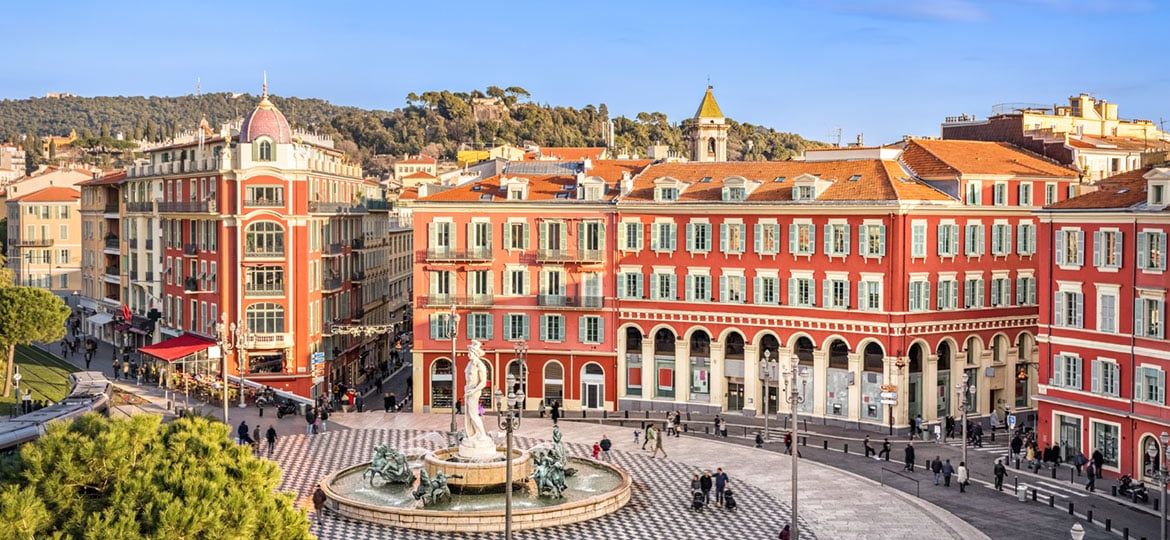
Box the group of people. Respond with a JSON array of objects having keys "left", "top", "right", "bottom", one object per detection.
[
  {"left": 590, "top": 434, "right": 613, "bottom": 461},
  {"left": 236, "top": 420, "right": 279, "bottom": 457},
  {"left": 635, "top": 423, "right": 669, "bottom": 458},
  {"left": 304, "top": 406, "right": 330, "bottom": 436},
  {"left": 688, "top": 468, "right": 734, "bottom": 510},
  {"left": 927, "top": 456, "right": 971, "bottom": 492},
  {"left": 19, "top": 389, "right": 51, "bottom": 414}
]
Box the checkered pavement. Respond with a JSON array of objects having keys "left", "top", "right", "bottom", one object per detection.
[{"left": 272, "top": 428, "right": 812, "bottom": 539}]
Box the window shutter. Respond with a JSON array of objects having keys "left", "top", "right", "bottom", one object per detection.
[
  {"left": 484, "top": 223, "right": 492, "bottom": 248},
  {"left": 1016, "top": 277, "right": 1025, "bottom": 305},
  {"left": 598, "top": 222, "right": 605, "bottom": 251},
  {"left": 686, "top": 275, "right": 694, "bottom": 301},
  {"left": 937, "top": 224, "right": 946, "bottom": 255},
  {"left": 502, "top": 222, "right": 512, "bottom": 249},
  {"left": 430, "top": 314, "right": 439, "bottom": 339},
  {"left": 936, "top": 282, "right": 945, "bottom": 309},
  {"left": 823, "top": 280, "right": 832, "bottom": 308},
  {"left": 467, "top": 316, "right": 475, "bottom": 339},
  {"left": 650, "top": 223, "right": 659, "bottom": 250},
  {"left": 521, "top": 223, "right": 530, "bottom": 249},
  {"left": 843, "top": 225, "right": 851, "bottom": 255},
  {"left": 1054, "top": 293, "right": 1065, "bottom": 327},
  {"left": 859, "top": 225, "right": 869, "bottom": 256},
  {"left": 1093, "top": 231, "right": 1102, "bottom": 267},
  {"left": 720, "top": 275, "right": 728, "bottom": 303},
  {"left": 428, "top": 222, "right": 437, "bottom": 249},
  {"left": 977, "top": 225, "right": 985, "bottom": 255},
  {"left": 823, "top": 226, "right": 832, "bottom": 255},
  {"left": 1159, "top": 369, "right": 1166, "bottom": 404},
  {"left": 754, "top": 276, "right": 762, "bottom": 304},
  {"left": 720, "top": 223, "right": 728, "bottom": 253},
  {"left": 789, "top": 224, "right": 798, "bottom": 254},
  {"left": 539, "top": 221, "right": 549, "bottom": 250},
  {"left": 877, "top": 225, "right": 887, "bottom": 256},
  {"left": 1055, "top": 230, "right": 1066, "bottom": 264},
  {"left": 540, "top": 315, "right": 549, "bottom": 341},
  {"left": 635, "top": 274, "right": 644, "bottom": 298},
  {"left": 1160, "top": 234, "right": 1169, "bottom": 270},
  {"left": 991, "top": 227, "right": 1001, "bottom": 254},
  {"left": 1003, "top": 224, "right": 1012, "bottom": 254},
  {"left": 1016, "top": 224, "right": 1026, "bottom": 254},
  {"left": 754, "top": 223, "right": 762, "bottom": 254},
  {"left": 788, "top": 278, "right": 796, "bottom": 306},
  {"left": 1074, "top": 293, "right": 1083, "bottom": 328},
  {"left": 1074, "top": 231, "right": 1085, "bottom": 265},
  {"left": 1112, "top": 230, "right": 1121, "bottom": 267},
  {"left": 635, "top": 223, "right": 643, "bottom": 251},
  {"left": 686, "top": 223, "right": 695, "bottom": 252},
  {"left": 540, "top": 270, "right": 549, "bottom": 297},
  {"left": 843, "top": 280, "right": 851, "bottom": 308},
  {"left": 1028, "top": 279, "right": 1036, "bottom": 305},
  {"left": 558, "top": 273, "right": 566, "bottom": 297},
  {"left": 486, "top": 316, "right": 493, "bottom": 340},
  {"left": 669, "top": 224, "right": 677, "bottom": 251},
  {"left": 1158, "top": 300, "right": 1167, "bottom": 339},
  {"left": 579, "top": 317, "right": 587, "bottom": 343},
  {"left": 669, "top": 274, "right": 677, "bottom": 300},
  {"left": 521, "top": 315, "right": 530, "bottom": 341},
  {"left": 1091, "top": 360, "right": 1100, "bottom": 394},
  {"left": 990, "top": 280, "right": 1000, "bottom": 307},
  {"left": 597, "top": 318, "right": 605, "bottom": 344}
]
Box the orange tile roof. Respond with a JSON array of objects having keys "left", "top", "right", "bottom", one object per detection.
[
  {"left": 622, "top": 160, "right": 952, "bottom": 203},
  {"left": 900, "top": 139, "right": 1079, "bottom": 178},
  {"left": 528, "top": 147, "right": 607, "bottom": 161},
  {"left": 397, "top": 186, "right": 419, "bottom": 201},
  {"left": 9, "top": 186, "right": 80, "bottom": 203},
  {"left": 402, "top": 171, "right": 437, "bottom": 180},
  {"left": 418, "top": 160, "right": 652, "bottom": 203},
  {"left": 1046, "top": 167, "right": 1150, "bottom": 210},
  {"left": 76, "top": 170, "right": 127, "bottom": 187},
  {"left": 1073, "top": 135, "right": 1170, "bottom": 152},
  {"left": 398, "top": 154, "right": 437, "bottom": 165}
]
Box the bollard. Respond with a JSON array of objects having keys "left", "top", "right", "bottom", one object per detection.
[
  {"left": 1049, "top": 494, "right": 1055, "bottom": 508},
  {"left": 1123, "top": 527, "right": 1128, "bottom": 539},
  {"left": 684, "top": 424, "right": 689, "bottom": 433},
  {"left": 1071, "top": 469, "right": 1075, "bottom": 483},
  {"left": 1016, "top": 458, "right": 1021, "bottom": 470},
  {"left": 603, "top": 410, "right": 608, "bottom": 419},
  {"left": 1013, "top": 476, "right": 1018, "bottom": 494},
  {"left": 582, "top": 410, "right": 586, "bottom": 418},
  {"left": 1051, "top": 467, "right": 1057, "bottom": 479},
  {"left": 1105, "top": 518, "right": 1111, "bottom": 532},
  {"left": 686, "top": 411, "right": 692, "bottom": 421},
  {"left": 1067, "top": 502, "right": 1073, "bottom": 515},
  {"left": 1155, "top": 498, "right": 1160, "bottom": 512},
  {"left": 1112, "top": 486, "right": 1118, "bottom": 497},
  {"left": 624, "top": 410, "right": 629, "bottom": 419},
  {"left": 641, "top": 421, "right": 646, "bottom": 430},
  {"left": 1086, "top": 510, "right": 1092, "bottom": 523},
  {"left": 1031, "top": 488, "right": 1037, "bottom": 502},
  {"left": 844, "top": 443, "right": 849, "bottom": 454},
  {"left": 705, "top": 426, "right": 710, "bottom": 435},
  {"left": 823, "top": 440, "right": 829, "bottom": 450}
]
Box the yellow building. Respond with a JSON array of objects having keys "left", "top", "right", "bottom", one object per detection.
[
  {"left": 76, "top": 171, "right": 126, "bottom": 341},
  {"left": 5, "top": 186, "right": 82, "bottom": 297},
  {"left": 41, "top": 129, "right": 78, "bottom": 154}
]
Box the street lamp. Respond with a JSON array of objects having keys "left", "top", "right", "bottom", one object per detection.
[
  {"left": 1161, "top": 431, "right": 1169, "bottom": 540},
  {"left": 956, "top": 371, "right": 972, "bottom": 470},
  {"left": 890, "top": 357, "right": 907, "bottom": 436},
  {"left": 447, "top": 305, "right": 461, "bottom": 446},
  {"left": 495, "top": 353, "right": 526, "bottom": 540},
  {"left": 214, "top": 312, "right": 242, "bottom": 425},
  {"left": 762, "top": 349, "right": 779, "bottom": 440},
  {"left": 782, "top": 356, "right": 809, "bottom": 540}
]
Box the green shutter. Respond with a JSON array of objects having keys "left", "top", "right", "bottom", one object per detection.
[
  {"left": 788, "top": 224, "right": 797, "bottom": 254},
  {"left": 579, "top": 317, "right": 587, "bottom": 343},
  {"left": 521, "top": 315, "right": 530, "bottom": 340},
  {"left": 503, "top": 222, "right": 512, "bottom": 249},
  {"left": 685, "top": 274, "right": 694, "bottom": 301},
  {"left": 686, "top": 223, "right": 695, "bottom": 252}
]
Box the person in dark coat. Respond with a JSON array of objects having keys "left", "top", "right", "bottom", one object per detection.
[
  {"left": 942, "top": 459, "right": 955, "bottom": 487},
  {"left": 1091, "top": 448, "right": 1105, "bottom": 472},
  {"left": 931, "top": 456, "right": 943, "bottom": 485},
  {"left": 904, "top": 442, "right": 916, "bottom": 472},
  {"left": 714, "top": 468, "right": 729, "bottom": 506},
  {"left": 550, "top": 400, "right": 561, "bottom": 425},
  {"left": 993, "top": 458, "right": 1007, "bottom": 490},
  {"left": 879, "top": 438, "right": 891, "bottom": 461},
  {"left": 237, "top": 421, "right": 251, "bottom": 444},
  {"left": 700, "top": 471, "right": 713, "bottom": 505},
  {"left": 312, "top": 487, "right": 328, "bottom": 523},
  {"left": 384, "top": 392, "right": 393, "bottom": 412},
  {"left": 265, "top": 425, "right": 278, "bottom": 456}
]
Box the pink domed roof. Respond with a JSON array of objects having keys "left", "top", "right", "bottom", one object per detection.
[{"left": 239, "top": 95, "right": 292, "bottom": 144}]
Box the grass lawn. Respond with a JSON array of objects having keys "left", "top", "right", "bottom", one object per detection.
[{"left": 0, "top": 345, "right": 79, "bottom": 415}]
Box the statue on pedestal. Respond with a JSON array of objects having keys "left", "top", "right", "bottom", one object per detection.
[{"left": 457, "top": 340, "right": 496, "bottom": 459}]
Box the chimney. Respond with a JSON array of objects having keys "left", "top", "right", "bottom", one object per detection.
[
  {"left": 620, "top": 170, "right": 633, "bottom": 195},
  {"left": 582, "top": 158, "right": 592, "bottom": 171}
]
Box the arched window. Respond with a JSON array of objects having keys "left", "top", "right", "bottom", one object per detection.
[
  {"left": 581, "top": 363, "right": 605, "bottom": 409},
  {"left": 258, "top": 140, "right": 274, "bottom": 161},
  {"left": 245, "top": 221, "right": 285, "bottom": 256},
  {"left": 707, "top": 137, "right": 717, "bottom": 155},
  {"left": 544, "top": 361, "right": 564, "bottom": 406},
  {"left": 431, "top": 359, "right": 453, "bottom": 408},
  {"left": 245, "top": 302, "right": 285, "bottom": 333}
]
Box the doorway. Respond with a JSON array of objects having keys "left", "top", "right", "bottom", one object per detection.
[
  {"left": 727, "top": 381, "right": 744, "bottom": 411},
  {"left": 581, "top": 363, "right": 604, "bottom": 410}
]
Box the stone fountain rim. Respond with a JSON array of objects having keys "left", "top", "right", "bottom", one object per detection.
[{"left": 320, "top": 455, "right": 631, "bottom": 519}]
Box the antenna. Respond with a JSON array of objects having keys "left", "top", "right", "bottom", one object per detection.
[{"left": 831, "top": 127, "right": 843, "bottom": 148}]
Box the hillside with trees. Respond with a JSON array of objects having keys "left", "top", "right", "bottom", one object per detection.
[{"left": 0, "top": 87, "right": 826, "bottom": 174}]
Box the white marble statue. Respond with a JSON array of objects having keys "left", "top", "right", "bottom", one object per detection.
[{"left": 458, "top": 340, "right": 495, "bottom": 458}]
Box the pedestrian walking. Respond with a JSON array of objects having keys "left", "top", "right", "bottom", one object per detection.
[
  {"left": 237, "top": 421, "right": 251, "bottom": 445},
  {"left": 931, "top": 456, "right": 943, "bottom": 485},
  {"left": 714, "top": 468, "right": 729, "bottom": 506},
  {"left": 1073, "top": 450, "right": 1087, "bottom": 476},
  {"left": 957, "top": 461, "right": 970, "bottom": 493},
  {"left": 599, "top": 435, "right": 612, "bottom": 461},
  {"left": 1010, "top": 433, "right": 1023, "bottom": 465},
  {"left": 780, "top": 525, "right": 791, "bottom": 540},
  {"left": 903, "top": 442, "right": 916, "bottom": 472},
  {"left": 755, "top": 431, "right": 764, "bottom": 448},
  {"left": 266, "top": 425, "right": 277, "bottom": 456},
  {"left": 305, "top": 408, "right": 317, "bottom": 436},
  {"left": 592, "top": 441, "right": 602, "bottom": 460},
  {"left": 673, "top": 410, "right": 682, "bottom": 437},
  {"left": 384, "top": 392, "right": 393, "bottom": 412},
  {"left": 993, "top": 458, "right": 1006, "bottom": 491},
  {"left": 1085, "top": 461, "right": 1097, "bottom": 492},
  {"left": 945, "top": 415, "right": 955, "bottom": 440},
  {"left": 252, "top": 425, "right": 261, "bottom": 454},
  {"left": 879, "top": 438, "right": 891, "bottom": 461},
  {"left": 550, "top": 400, "right": 561, "bottom": 425},
  {"left": 312, "top": 486, "right": 327, "bottom": 523},
  {"left": 633, "top": 429, "right": 641, "bottom": 446},
  {"left": 700, "top": 470, "right": 713, "bottom": 505},
  {"left": 642, "top": 424, "right": 655, "bottom": 451},
  {"left": 784, "top": 431, "right": 793, "bottom": 454},
  {"left": 1091, "top": 448, "right": 1105, "bottom": 473},
  {"left": 942, "top": 459, "right": 954, "bottom": 487},
  {"left": 539, "top": 401, "right": 547, "bottom": 418},
  {"left": 652, "top": 424, "right": 668, "bottom": 458},
  {"left": 319, "top": 407, "right": 329, "bottom": 433},
  {"left": 864, "top": 435, "right": 875, "bottom": 458},
  {"left": 112, "top": 358, "right": 121, "bottom": 380}
]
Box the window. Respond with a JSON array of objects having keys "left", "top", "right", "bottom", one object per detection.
[
  {"left": 937, "top": 278, "right": 959, "bottom": 310},
  {"left": 789, "top": 223, "right": 816, "bottom": 255},
  {"left": 1154, "top": 184, "right": 1167, "bottom": 206},
  {"left": 1135, "top": 365, "right": 1166, "bottom": 404},
  {"left": 990, "top": 277, "right": 1011, "bottom": 307},
  {"left": 656, "top": 187, "right": 678, "bottom": 201},
  {"left": 755, "top": 275, "right": 779, "bottom": 305},
  {"left": 720, "top": 274, "right": 745, "bottom": 303},
  {"left": 859, "top": 279, "right": 882, "bottom": 311},
  {"left": 1138, "top": 231, "right": 1167, "bottom": 272},
  {"left": 1098, "top": 291, "right": 1118, "bottom": 333},
  {"left": 429, "top": 221, "right": 452, "bottom": 251},
  {"left": 245, "top": 266, "right": 284, "bottom": 296},
  {"left": 505, "top": 269, "right": 527, "bottom": 295},
  {"left": 859, "top": 224, "right": 886, "bottom": 257},
  {"left": 468, "top": 313, "right": 493, "bottom": 340},
  {"left": 964, "top": 223, "right": 985, "bottom": 256},
  {"left": 430, "top": 313, "right": 454, "bottom": 339},
  {"left": 469, "top": 270, "right": 491, "bottom": 298},
  {"left": 721, "top": 222, "right": 746, "bottom": 254},
  {"left": 1091, "top": 360, "right": 1120, "bottom": 397},
  {"left": 244, "top": 221, "right": 285, "bottom": 256},
  {"left": 686, "top": 274, "right": 710, "bottom": 302},
  {"left": 723, "top": 186, "right": 746, "bottom": 201},
  {"left": 470, "top": 221, "right": 492, "bottom": 251},
  {"left": 619, "top": 271, "right": 644, "bottom": 299},
  {"left": 245, "top": 186, "right": 284, "bottom": 206},
  {"left": 1094, "top": 230, "right": 1122, "bottom": 269},
  {"left": 1017, "top": 223, "right": 1036, "bottom": 255},
  {"left": 58, "top": 224, "right": 68, "bottom": 240},
  {"left": 650, "top": 222, "right": 677, "bottom": 252},
  {"left": 539, "top": 269, "right": 564, "bottom": 299},
  {"left": 429, "top": 270, "right": 452, "bottom": 298},
  {"left": 540, "top": 314, "right": 565, "bottom": 342},
  {"left": 1045, "top": 184, "right": 1058, "bottom": 205},
  {"left": 937, "top": 223, "right": 959, "bottom": 257},
  {"left": 1055, "top": 229, "right": 1084, "bottom": 267},
  {"left": 257, "top": 140, "right": 274, "bottom": 161},
  {"left": 789, "top": 277, "right": 815, "bottom": 307},
  {"left": 652, "top": 272, "right": 677, "bottom": 301},
  {"left": 755, "top": 223, "right": 780, "bottom": 255},
  {"left": 993, "top": 183, "right": 1007, "bottom": 206},
  {"left": 964, "top": 278, "right": 984, "bottom": 308},
  {"left": 1015, "top": 276, "right": 1036, "bottom": 306},
  {"left": 1135, "top": 297, "right": 1165, "bottom": 338},
  {"left": 990, "top": 224, "right": 1011, "bottom": 256},
  {"left": 686, "top": 222, "right": 712, "bottom": 252},
  {"left": 824, "top": 223, "right": 849, "bottom": 257},
  {"left": 622, "top": 222, "right": 643, "bottom": 251},
  {"left": 505, "top": 221, "right": 529, "bottom": 250},
  {"left": 580, "top": 316, "right": 603, "bottom": 344},
  {"left": 1019, "top": 183, "right": 1033, "bottom": 206},
  {"left": 1092, "top": 422, "right": 1120, "bottom": 468},
  {"left": 540, "top": 221, "right": 564, "bottom": 251},
  {"left": 580, "top": 221, "right": 604, "bottom": 253},
  {"left": 1053, "top": 290, "right": 1084, "bottom": 328},
  {"left": 1051, "top": 354, "right": 1082, "bottom": 389},
  {"left": 908, "top": 279, "right": 930, "bottom": 312},
  {"left": 504, "top": 314, "right": 530, "bottom": 341},
  {"left": 794, "top": 185, "right": 815, "bottom": 201},
  {"left": 245, "top": 302, "right": 285, "bottom": 333},
  {"left": 911, "top": 222, "right": 927, "bottom": 257},
  {"left": 823, "top": 278, "right": 849, "bottom": 309},
  {"left": 57, "top": 249, "right": 69, "bottom": 264}
]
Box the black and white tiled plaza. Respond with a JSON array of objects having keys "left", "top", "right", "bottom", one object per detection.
[{"left": 272, "top": 428, "right": 809, "bottom": 539}]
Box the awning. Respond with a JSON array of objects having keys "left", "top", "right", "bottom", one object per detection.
[
  {"left": 87, "top": 313, "right": 114, "bottom": 326},
  {"left": 137, "top": 334, "right": 216, "bottom": 363}
]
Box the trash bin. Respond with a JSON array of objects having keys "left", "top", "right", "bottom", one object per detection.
[
  {"left": 297, "top": 402, "right": 307, "bottom": 416},
  {"left": 1018, "top": 488, "right": 1027, "bottom": 503}
]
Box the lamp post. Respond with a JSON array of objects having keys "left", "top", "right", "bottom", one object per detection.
[
  {"left": 495, "top": 348, "right": 526, "bottom": 540},
  {"left": 1161, "top": 431, "right": 1169, "bottom": 540},
  {"left": 214, "top": 312, "right": 242, "bottom": 425},
  {"left": 448, "top": 305, "right": 460, "bottom": 446},
  {"left": 956, "top": 371, "right": 971, "bottom": 469},
  {"left": 782, "top": 355, "right": 809, "bottom": 540},
  {"left": 762, "top": 349, "right": 778, "bottom": 440},
  {"left": 237, "top": 326, "right": 251, "bottom": 408},
  {"left": 890, "top": 357, "right": 906, "bottom": 437}
]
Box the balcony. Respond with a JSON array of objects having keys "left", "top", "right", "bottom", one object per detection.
[
  {"left": 183, "top": 243, "right": 198, "bottom": 257},
  {"left": 536, "top": 248, "right": 604, "bottom": 263},
  {"left": 158, "top": 200, "right": 216, "bottom": 213},
  {"left": 245, "top": 284, "right": 284, "bottom": 298},
  {"left": 245, "top": 198, "right": 284, "bottom": 208},
  {"left": 13, "top": 238, "right": 54, "bottom": 248},
  {"left": 322, "top": 277, "right": 343, "bottom": 292},
  {"left": 241, "top": 332, "right": 293, "bottom": 350},
  {"left": 323, "top": 242, "right": 345, "bottom": 256},
  {"left": 351, "top": 270, "right": 366, "bottom": 282},
  {"left": 102, "top": 202, "right": 119, "bottom": 214},
  {"left": 350, "top": 238, "right": 365, "bottom": 250},
  {"left": 537, "top": 294, "right": 603, "bottom": 308},
  {"left": 365, "top": 199, "right": 390, "bottom": 211},
  {"left": 125, "top": 201, "right": 153, "bottom": 213},
  {"left": 183, "top": 278, "right": 208, "bottom": 293},
  {"left": 422, "top": 247, "right": 492, "bottom": 262},
  {"left": 144, "top": 272, "right": 155, "bottom": 283},
  {"left": 308, "top": 201, "right": 366, "bottom": 214},
  {"left": 103, "top": 266, "right": 120, "bottom": 281},
  {"left": 104, "top": 237, "right": 119, "bottom": 250},
  {"left": 419, "top": 294, "right": 493, "bottom": 308}
]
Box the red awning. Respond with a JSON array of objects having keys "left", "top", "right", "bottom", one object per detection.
[{"left": 138, "top": 334, "right": 216, "bottom": 363}]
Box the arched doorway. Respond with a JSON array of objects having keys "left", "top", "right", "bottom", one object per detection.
[
  {"left": 431, "top": 358, "right": 453, "bottom": 409},
  {"left": 625, "top": 327, "right": 643, "bottom": 396},
  {"left": 1015, "top": 333, "right": 1034, "bottom": 409},
  {"left": 725, "top": 332, "right": 746, "bottom": 411},
  {"left": 760, "top": 334, "right": 781, "bottom": 418},
  {"left": 793, "top": 336, "right": 815, "bottom": 413},
  {"left": 654, "top": 329, "right": 676, "bottom": 399},
  {"left": 861, "top": 343, "right": 884, "bottom": 421},
  {"left": 936, "top": 341, "right": 952, "bottom": 418},
  {"left": 506, "top": 358, "right": 527, "bottom": 397},
  {"left": 908, "top": 343, "right": 924, "bottom": 420},
  {"left": 963, "top": 337, "right": 980, "bottom": 414},
  {"left": 991, "top": 335, "right": 1009, "bottom": 417},
  {"left": 581, "top": 363, "right": 605, "bottom": 409},
  {"left": 689, "top": 331, "right": 711, "bottom": 402},
  {"left": 825, "top": 339, "right": 850, "bottom": 418},
  {"left": 1141, "top": 435, "right": 1163, "bottom": 482},
  {"left": 544, "top": 362, "right": 564, "bottom": 407}
]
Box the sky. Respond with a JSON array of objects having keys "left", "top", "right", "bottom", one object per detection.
[{"left": 4, "top": 0, "right": 1168, "bottom": 145}]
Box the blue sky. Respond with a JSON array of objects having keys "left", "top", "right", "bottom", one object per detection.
[{"left": 5, "top": 0, "right": 1167, "bottom": 144}]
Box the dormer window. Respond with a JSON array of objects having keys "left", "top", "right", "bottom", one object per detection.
[
  {"left": 657, "top": 187, "right": 679, "bottom": 201},
  {"left": 1146, "top": 168, "right": 1170, "bottom": 208},
  {"left": 724, "top": 187, "right": 746, "bottom": 201},
  {"left": 794, "top": 185, "right": 816, "bottom": 201},
  {"left": 501, "top": 176, "right": 529, "bottom": 200},
  {"left": 255, "top": 138, "right": 274, "bottom": 162},
  {"left": 510, "top": 189, "right": 525, "bottom": 200},
  {"left": 577, "top": 176, "right": 606, "bottom": 202}
]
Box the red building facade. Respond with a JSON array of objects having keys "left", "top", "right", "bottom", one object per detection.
[{"left": 1036, "top": 165, "right": 1170, "bottom": 481}]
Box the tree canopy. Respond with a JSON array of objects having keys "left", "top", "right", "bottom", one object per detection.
[
  {"left": 0, "top": 414, "right": 311, "bottom": 540},
  {"left": 0, "top": 286, "right": 68, "bottom": 396}
]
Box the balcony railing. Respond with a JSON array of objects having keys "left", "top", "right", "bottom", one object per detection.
[
  {"left": 144, "top": 272, "right": 154, "bottom": 283},
  {"left": 322, "top": 277, "right": 343, "bottom": 292},
  {"left": 158, "top": 200, "right": 216, "bottom": 213},
  {"left": 14, "top": 238, "right": 55, "bottom": 248},
  {"left": 419, "top": 294, "right": 494, "bottom": 307},
  {"left": 245, "top": 284, "right": 284, "bottom": 297},
  {"left": 183, "top": 243, "right": 198, "bottom": 256},
  {"left": 365, "top": 199, "right": 390, "bottom": 211},
  {"left": 308, "top": 201, "right": 367, "bottom": 214},
  {"left": 183, "top": 278, "right": 206, "bottom": 293},
  {"left": 351, "top": 238, "right": 365, "bottom": 250},
  {"left": 103, "top": 266, "right": 120, "bottom": 278},
  {"left": 324, "top": 242, "right": 345, "bottom": 256},
  {"left": 351, "top": 270, "right": 366, "bottom": 282},
  {"left": 102, "top": 202, "right": 120, "bottom": 213},
  {"left": 536, "top": 248, "right": 604, "bottom": 263},
  {"left": 422, "top": 247, "right": 492, "bottom": 262},
  {"left": 245, "top": 198, "right": 284, "bottom": 208},
  {"left": 104, "top": 237, "right": 119, "bottom": 250},
  {"left": 125, "top": 201, "right": 153, "bottom": 213},
  {"left": 537, "top": 294, "right": 603, "bottom": 308},
  {"left": 241, "top": 333, "right": 293, "bottom": 349}
]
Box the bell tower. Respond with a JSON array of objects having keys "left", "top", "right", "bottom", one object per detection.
[{"left": 686, "top": 85, "right": 729, "bottom": 162}]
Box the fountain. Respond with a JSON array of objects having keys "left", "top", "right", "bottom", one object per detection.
[{"left": 318, "top": 341, "right": 630, "bottom": 532}]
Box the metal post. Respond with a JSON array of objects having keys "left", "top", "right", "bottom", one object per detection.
[
  {"left": 783, "top": 355, "right": 807, "bottom": 540},
  {"left": 505, "top": 419, "right": 513, "bottom": 540},
  {"left": 888, "top": 403, "right": 894, "bottom": 436},
  {"left": 1160, "top": 431, "right": 1169, "bottom": 540},
  {"left": 957, "top": 372, "right": 969, "bottom": 470},
  {"left": 496, "top": 354, "right": 525, "bottom": 540},
  {"left": 763, "top": 350, "right": 770, "bottom": 441},
  {"left": 449, "top": 306, "right": 459, "bottom": 445}
]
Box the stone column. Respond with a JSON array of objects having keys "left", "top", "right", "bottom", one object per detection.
[
  {"left": 847, "top": 352, "right": 862, "bottom": 421},
  {"left": 923, "top": 353, "right": 939, "bottom": 422},
  {"left": 616, "top": 331, "right": 628, "bottom": 400},
  {"left": 742, "top": 343, "right": 759, "bottom": 416},
  {"left": 811, "top": 350, "right": 827, "bottom": 416},
  {"left": 674, "top": 336, "right": 690, "bottom": 403},
  {"left": 709, "top": 342, "right": 726, "bottom": 411},
  {"left": 640, "top": 338, "right": 654, "bottom": 402}
]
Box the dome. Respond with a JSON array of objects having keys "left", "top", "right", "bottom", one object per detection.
[{"left": 239, "top": 94, "right": 292, "bottom": 144}]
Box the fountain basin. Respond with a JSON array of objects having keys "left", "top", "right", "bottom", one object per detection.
[
  {"left": 425, "top": 446, "right": 533, "bottom": 492},
  {"left": 320, "top": 457, "right": 631, "bottom": 532}
]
